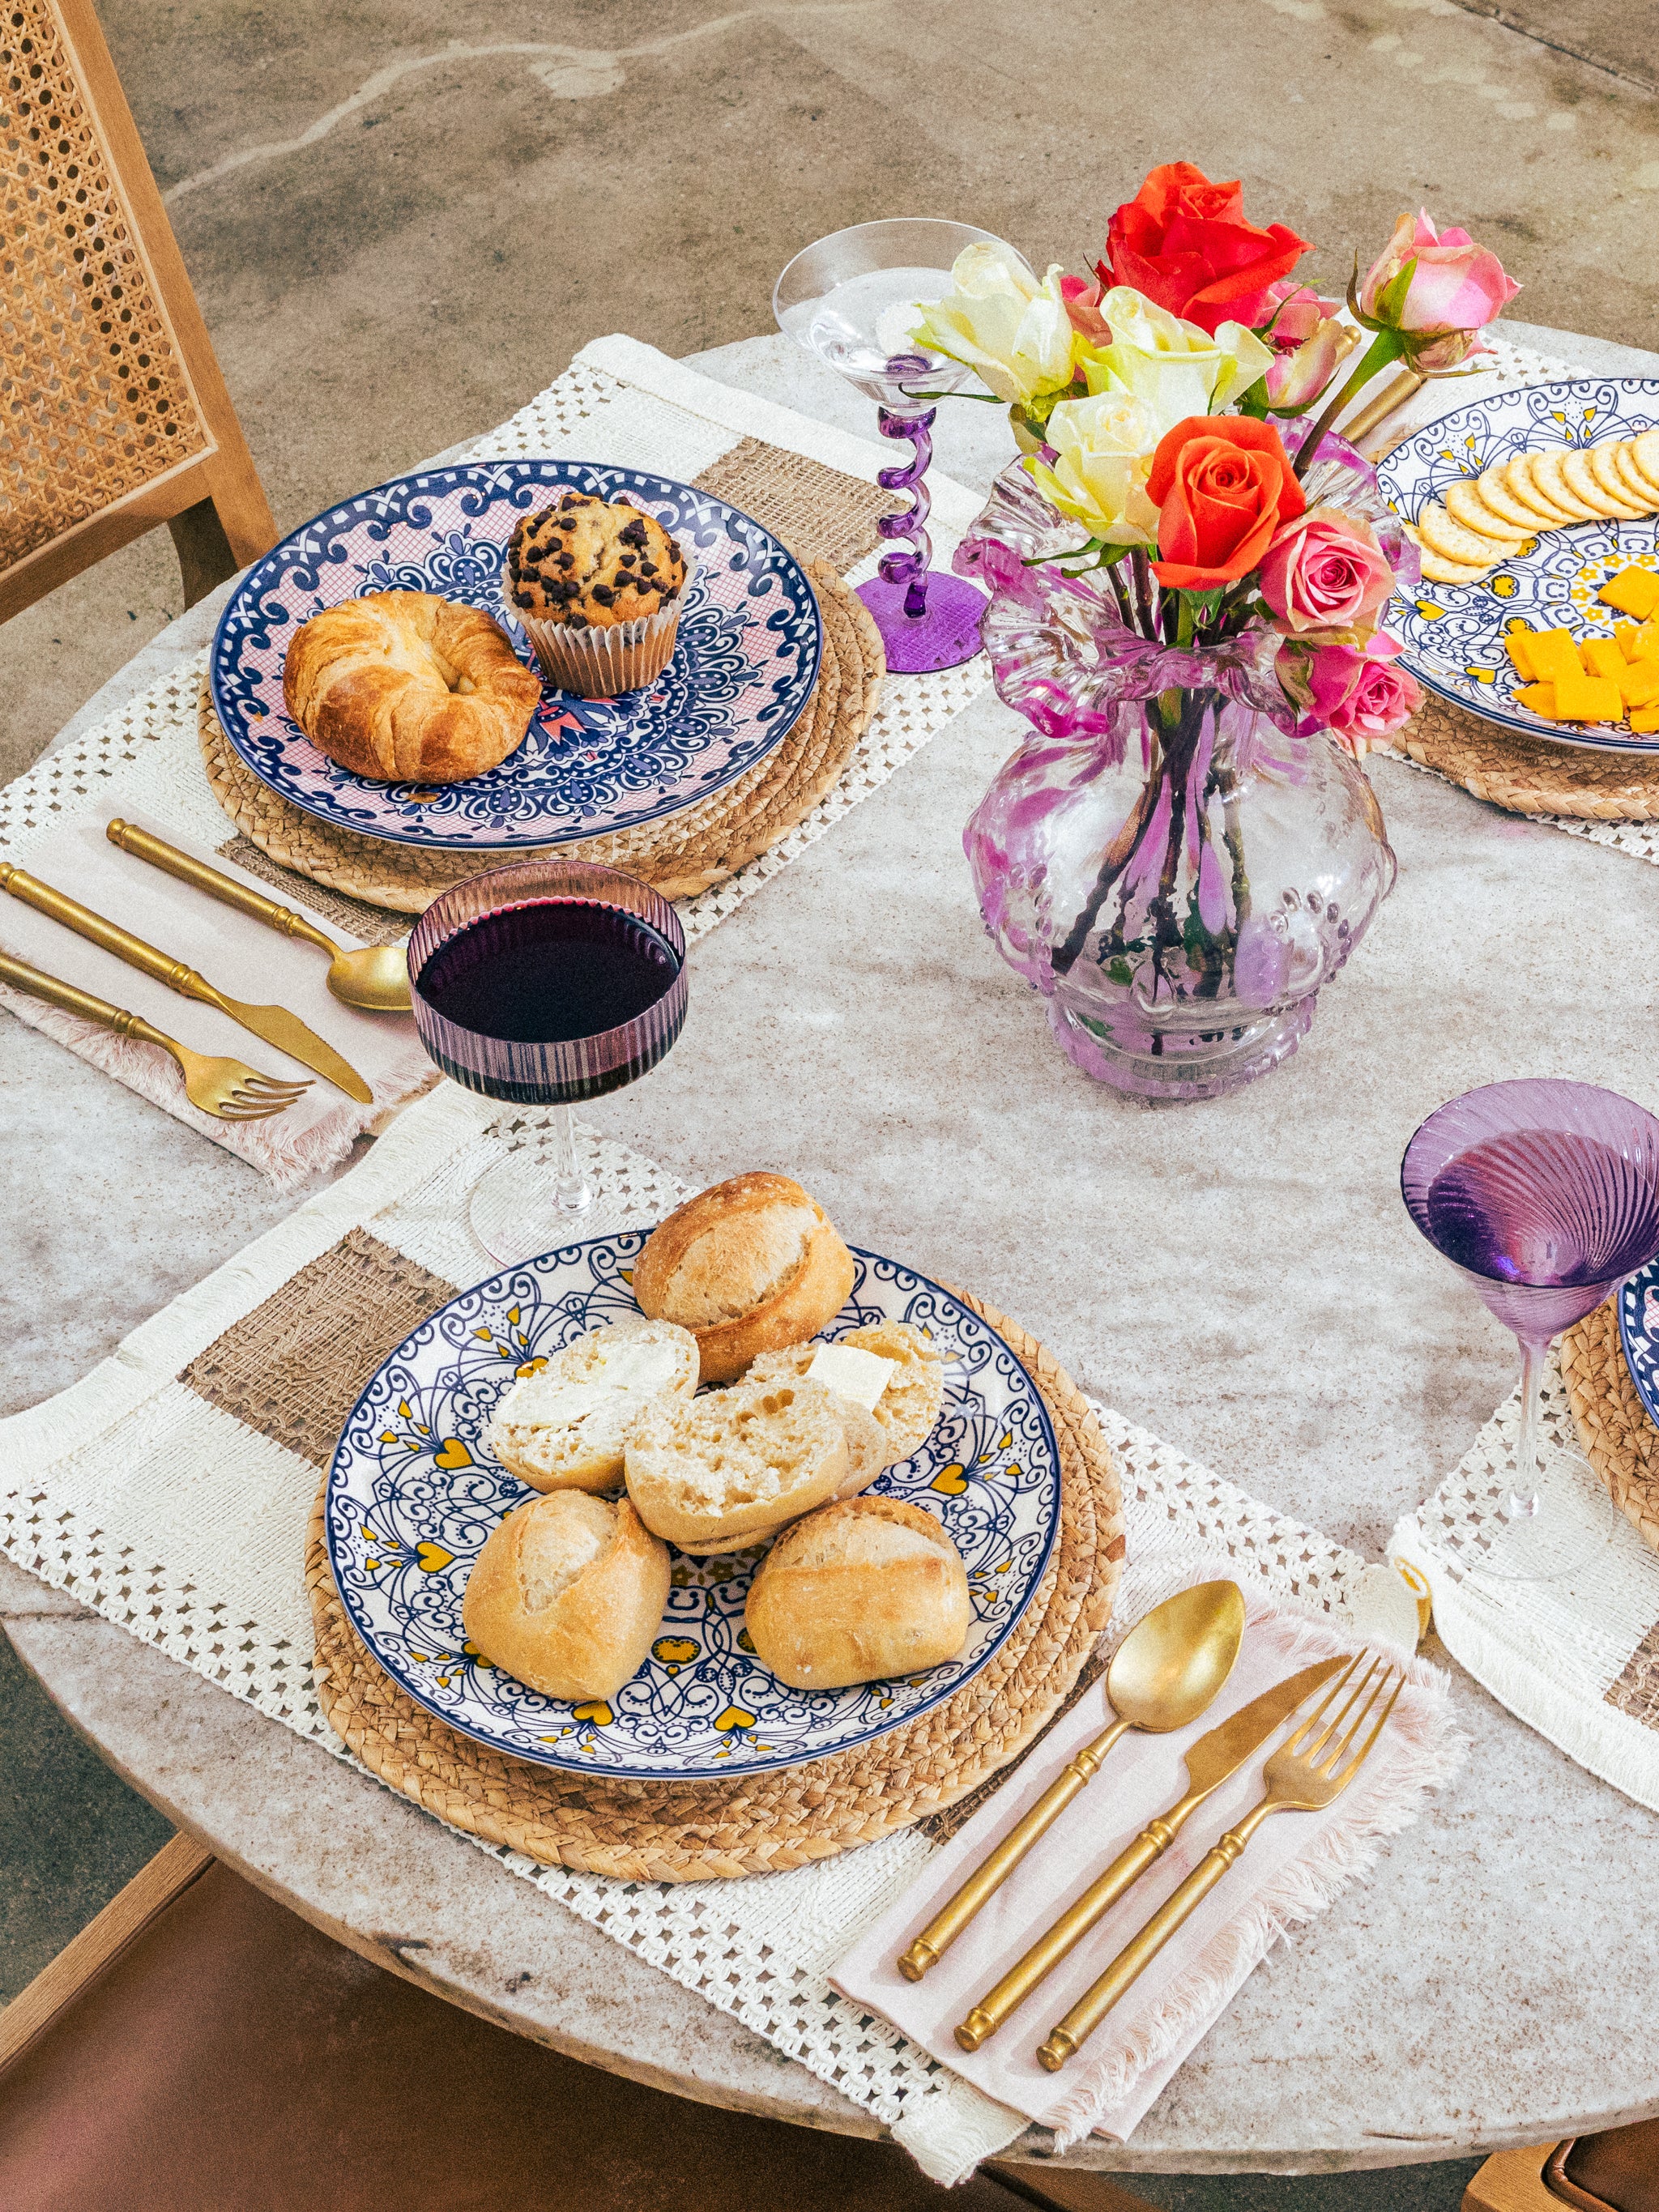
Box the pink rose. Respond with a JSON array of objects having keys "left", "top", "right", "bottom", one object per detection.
[
  {"left": 1358, "top": 211, "right": 1520, "bottom": 342},
  {"left": 1293, "top": 633, "right": 1421, "bottom": 750},
  {"left": 1260, "top": 508, "right": 1396, "bottom": 635},
  {"left": 1260, "top": 280, "right": 1341, "bottom": 349},
  {"left": 1264, "top": 318, "right": 1359, "bottom": 408},
  {"left": 1060, "top": 273, "right": 1111, "bottom": 344}
]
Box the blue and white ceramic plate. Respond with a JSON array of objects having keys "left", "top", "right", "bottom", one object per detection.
[
  {"left": 1618, "top": 1260, "right": 1659, "bottom": 1433},
  {"left": 210, "top": 459, "right": 821, "bottom": 849},
  {"left": 325, "top": 1238, "right": 1060, "bottom": 1780},
  {"left": 1377, "top": 377, "right": 1659, "bottom": 753}
]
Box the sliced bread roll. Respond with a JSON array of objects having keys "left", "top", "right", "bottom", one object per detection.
[
  {"left": 461, "top": 1492, "right": 669, "bottom": 1702},
  {"left": 746, "top": 1342, "right": 893, "bottom": 1501},
  {"left": 486, "top": 1316, "right": 697, "bottom": 1493},
  {"left": 744, "top": 1496, "right": 972, "bottom": 1690},
  {"left": 841, "top": 1322, "right": 945, "bottom": 1464},
  {"left": 624, "top": 1374, "right": 848, "bottom": 1547},
  {"left": 633, "top": 1173, "right": 856, "bottom": 1383}
]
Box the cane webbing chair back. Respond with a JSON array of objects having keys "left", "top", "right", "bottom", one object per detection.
[{"left": 0, "top": 0, "right": 275, "bottom": 616}]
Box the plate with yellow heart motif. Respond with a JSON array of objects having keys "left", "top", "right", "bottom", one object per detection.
[{"left": 324, "top": 1234, "right": 1060, "bottom": 1779}]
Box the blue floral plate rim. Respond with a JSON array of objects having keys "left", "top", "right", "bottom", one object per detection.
[
  {"left": 1617, "top": 1260, "right": 1659, "bottom": 1434},
  {"left": 208, "top": 457, "right": 822, "bottom": 851},
  {"left": 323, "top": 1234, "right": 1062, "bottom": 1781}
]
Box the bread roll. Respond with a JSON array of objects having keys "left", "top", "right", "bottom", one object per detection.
[
  {"left": 486, "top": 1316, "right": 697, "bottom": 1493},
  {"left": 840, "top": 1321, "right": 945, "bottom": 1464},
  {"left": 282, "top": 590, "right": 541, "bottom": 784},
  {"left": 461, "top": 1492, "right": 668, "bottom": 1703},
  {"left": 633, "top": 1173, "right": 856, "bottom": 1383},
  {"left": 624, "top": 1374, "right": 848, "bottom": 1547},
  {"left": 744, "top": 1497, "right": 972, "bottom": 1690},
  {"left": 746, "top": 1343, "right": 894, "bottom": 1502}
]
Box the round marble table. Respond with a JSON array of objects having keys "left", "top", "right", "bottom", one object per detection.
[{"left": 8, "top": 323, "right": 1659, "bottom": 2177}]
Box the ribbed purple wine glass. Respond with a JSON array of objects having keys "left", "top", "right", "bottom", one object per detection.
[
  {"left": 409, "top": 859, "right": 686, "bottom": 1266},
  {"left": 1401, "top": 1079, "right": 1659, "bottom": 1579}
]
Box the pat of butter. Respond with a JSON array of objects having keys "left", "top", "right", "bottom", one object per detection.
[
  {"left": 500, "top": 1337, "right": 680, "bottom": 1427},
  {"left": 807, "top": 1341, "right": 896, "bottom": 1413}
]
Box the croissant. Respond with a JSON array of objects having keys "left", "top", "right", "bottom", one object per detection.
[{"left": 282, "top": 591, "right": 542, "bottom": 784}]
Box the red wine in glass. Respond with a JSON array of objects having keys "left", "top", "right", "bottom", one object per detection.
[
  {"left": 1402, "top": 1082, "right": 1659, "bottom": 1580},
  {"left": 409, "top": 860, "right": 686, "bottom": 1265}
]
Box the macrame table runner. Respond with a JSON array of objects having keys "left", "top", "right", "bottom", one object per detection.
[{"left": 0, "top": 1078, "right": 1426, "bottom": 2183}]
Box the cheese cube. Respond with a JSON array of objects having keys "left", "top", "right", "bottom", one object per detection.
[
  {"left": 1552, "top": 672, "right": 1624, "bottom": 721},
  {"left": 1516, "top": 682, "right": 1558, "bottom": 718},
  {"left": 1525, "top": 629, "right": 1589, "bottom": 684},
  {"left": 1597, "top": 567, "right": 1659, "bottom": 620},
  {"left": 1637, "top": 619, "right": 1659, "bottom": 661},
  {"left": 1502, "top": 630, "right": 1537, "bottom": 680},
  {"left": 1631, "top": 704, "right": 1659, "bottom": 735},
  {"left": 1615, "top": 622, "right": 1644, "bottom": 658},
  {"left": 1584, "top": 636, "right": 1628, "bottom": 680},
  {"left": 1620, "top": 662, "right": 1659, "bottom": 708},
  {"left": 806, "top": 1341, "right": 896, "bottom": 1413}
]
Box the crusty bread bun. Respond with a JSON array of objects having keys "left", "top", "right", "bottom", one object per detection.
[
  {"left": 633, "top": 1173, "right": 856, "bottom": 1384},
  {"left": 486, "top": 1317, "right": 697, "bottom": 1494},
  {"left": 624, "top": 1374, "right": 848, "bottom": 1548},
  {"left": 282, "top": 590, "right": 541, "bottom": 784},
  {"left": 745, "top": 1343, "right": 894, "bottom": 1502},
  {"left": 744, "top": 1497, "right": 972, "bottom": 1690},
  {"left": 461, "top": 1492, "right": 668, "bottom": 1703}
]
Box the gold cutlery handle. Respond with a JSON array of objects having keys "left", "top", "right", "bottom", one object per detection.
[
  {"left": 0, "top": 863, "right": 224, "bottom": 1010},
  {"left": 106, "top": 820, "right": 337, "bottom": 956},
  {"left": 1036, "top": 1804, "right": 1273, "bottom": 2071},
  {"left": 898, "top": 1715, "right": 1132, "bottom": 1982},
  {"left": 0, "top": 948, "right": 174, "bottom": 1051}
]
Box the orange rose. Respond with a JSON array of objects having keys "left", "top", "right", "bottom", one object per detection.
[{"left": 1147, "top": 416, "right": 1306, "bottom": 590}]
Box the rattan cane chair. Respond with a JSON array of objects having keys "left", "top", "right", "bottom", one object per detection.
[{"left": 0, "top": 0, "right": 275, "bottom": 620}]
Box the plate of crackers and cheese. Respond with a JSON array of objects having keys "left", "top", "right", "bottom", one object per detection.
[{"left": 1378, "top": 377, "right": 1659, "bottom": 752}]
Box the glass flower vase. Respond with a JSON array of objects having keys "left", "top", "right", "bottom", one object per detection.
[{"left": 959, "top": 465, "right": 1398, "bottom": 1104}]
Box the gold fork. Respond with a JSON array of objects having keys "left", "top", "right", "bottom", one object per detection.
[
  {"left": 1034, "top": 1652, "right": 1406, "bottom": 2071},
  {"left": 0, "top": 952, "right": 312, "bottom": 1122}
]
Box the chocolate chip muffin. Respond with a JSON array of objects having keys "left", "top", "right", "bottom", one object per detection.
[
  {"left": 508, "top": 492, "right": 686, "bottom": 629},
  {"left": 505, "top": 492, "right": 692, "bottom": 698}
]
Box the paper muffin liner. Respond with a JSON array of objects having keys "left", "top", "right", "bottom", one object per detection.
[{"left": 511, "top": 546, "right": 697, "bottom": 700}]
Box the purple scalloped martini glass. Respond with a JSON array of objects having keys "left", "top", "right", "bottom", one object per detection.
[
  {"left": 409, "top": 859, "right": 686, "bottom": 1267},
  {"left": 773, "top": 218, "right": 1012, "bottom": 675},
  {"left": 1402, "top": 1079, "right": 1659, "bottom": 1579}
]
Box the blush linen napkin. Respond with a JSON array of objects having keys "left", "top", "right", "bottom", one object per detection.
[
  {"left": 0, "top": 810, "right": 433, "bottom": 1188},
  {"left": 832, "top": 1589, "right": 1460, "bottom": 2150}
]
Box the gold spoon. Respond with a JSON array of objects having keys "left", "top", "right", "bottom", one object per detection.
[
  {"left": 106, "top": 820, "right": 412, "bottom": 1013},
  {"left": 896, "top": 1579, "right": 1245, "bottom": 1984}
]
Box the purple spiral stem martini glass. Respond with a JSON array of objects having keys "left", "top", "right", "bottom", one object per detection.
[
  {"left": 774, "top": 218, "right": 1015, "bottom": 675},
  {"left": 1401, "top": 1079, "right": 1659, "bottom": 1580},
  {"left": 409, "top": 859, "right": 686, "bottom": 1268}
]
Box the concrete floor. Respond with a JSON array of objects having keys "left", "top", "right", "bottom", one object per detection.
[{"left": 5, "top": 0, "right": 1653, "bottom": 2198}]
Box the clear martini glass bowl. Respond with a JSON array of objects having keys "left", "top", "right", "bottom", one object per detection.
[
  {"left": 773, "top": 217, "right": 1022, "bottom": 675},
  {"left": 1401, "top": 1078, "right": 1659, "bottom": 1581}
]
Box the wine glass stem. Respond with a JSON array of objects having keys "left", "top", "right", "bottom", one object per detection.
[
  {"left": 1512, "top": 1334, "right": 1546, "bottom": 1516},
  {"left": 874, "top": 403, "right": 936, "bottom": 616},
  {"left": 552, "top": 1102, "right": 593, "bottom": 1217}
]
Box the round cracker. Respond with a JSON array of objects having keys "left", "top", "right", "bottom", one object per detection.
[
  {"left": 1527, "top": 450, "right": 1600, "bottom": 521},
  {"left": 1630, "top": 428, "right": 1659, "bottom": 483},
  {"left": 1474, "top": 468, "right": 1552, "bottom": 535},
  {"left": 1500, "top": 456, "right": 1576, "bottom": 525},
  {"left": 1444, "top": 479, "right": 1529, "bottom": 544},
  {"left": 1616, "top": 438, "right": 1659, "bottom": 503},
  {"left": 1417, "top": 548, "right": 1490, "bottom": 585},
  {"left": 1562, "top": 446, "right": 1645, "bottom": 520},
  {"left": 1414, "top": 503, "right": 1503, "bottom": 570},
  {"left": 1590, "top": 442, "right": 1657, "bottom": 515}
]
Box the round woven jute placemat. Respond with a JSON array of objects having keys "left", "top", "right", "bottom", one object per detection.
[
  {"left": 200, "top": 562, "right": 884, "bottom": 913},
  {"left": 1562, "top": 1295, "right": 1659, "bottom": 1553},
  {"left": 1401, "top": 694, "right": 1659, "bottom": 821},
  {"left": 307, "top": 1291, "right": 1126, "bottom": 1881}
]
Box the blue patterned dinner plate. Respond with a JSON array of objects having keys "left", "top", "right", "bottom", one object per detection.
[
  {"left": 324, "top": 1238, "right": 1060, "bottom": 1779},
  {"left": 1377, "top": 377, "right": 1659, "bottom": 754},
  {"left": 1618, "top": 1260, "right": 1659, "bottom": 1433},
  {"left": 209, "top": 459, "right": 821, "bottom": 849}
]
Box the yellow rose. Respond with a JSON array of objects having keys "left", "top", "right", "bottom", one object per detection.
[
  {"left": 910, "top": 244, "right": 1078, "bottom": 407},
  {"left": 1080, "top": 287, "right": 1275, "bottom": 435},
  {"left": 1022, "top": 390, "right": 1161, "bottom": 545}
]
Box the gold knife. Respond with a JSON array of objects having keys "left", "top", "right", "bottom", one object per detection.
[
  {"left": 953, "top": 1653, "right": 1347, "bottom": 2051},
  {"left": 0, "top": 863, "right": 373, "bottom": 1103}
]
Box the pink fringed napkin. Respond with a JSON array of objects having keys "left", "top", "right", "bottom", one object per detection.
[{"left": 833, "top": 1592, "right": 1460, "bottom": 2149}]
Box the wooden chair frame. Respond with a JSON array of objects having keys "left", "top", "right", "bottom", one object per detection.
[{"left": 1, "top": 0, "right": 275, "bottom": 619}]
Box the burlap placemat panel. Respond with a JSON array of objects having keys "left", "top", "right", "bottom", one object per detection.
[
  {"left": 1562, "top": 1295, "right": 1659, "bottom": 1552},
  {"left": 693, "top": 437, "right": 898, "bottom": 573},
  {"left": 306, "top": 1293, "right": 1125, "bottom": 1882},
  {"left": 1401, "top": 695, "right": 1659, "bottom": 822},
  {"left": 198, "top": 562, "right": 882, "bottom": 914}
]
